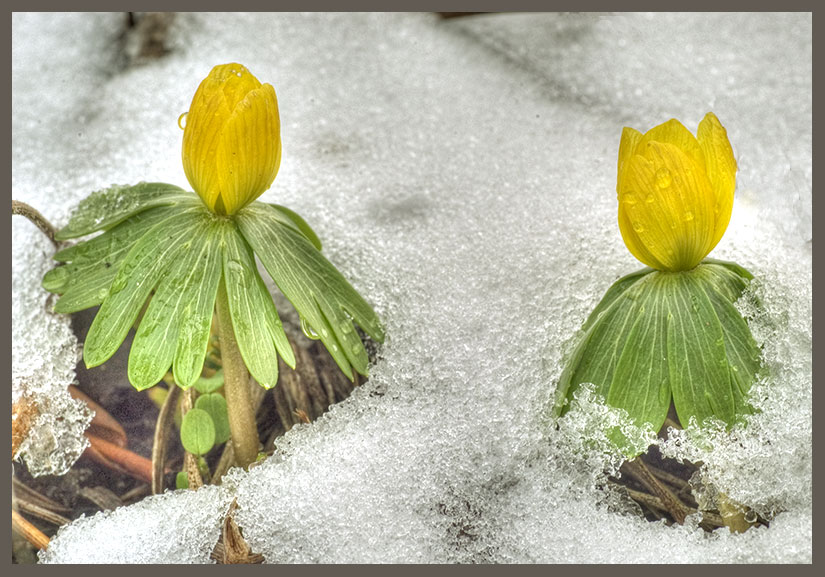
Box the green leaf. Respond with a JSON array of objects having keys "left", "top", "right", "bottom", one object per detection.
[
  {"left": 170, "top": 219, "right": 224, "bottom": 389},
  {"left": 221, "top": 223, "right": 295, "bottom": 388},
  {"left": 127, "top": 213, "right": 223, "bottom": 390},
  {"left": 268, "top": 204, "right": 322, "bottom": 250},
  {"left": 175, "top": 471, "right": 189, "bottom": 490},
  {"left": 180, "top": 408, "right": 215, "bottom": 456},
  {"left": 555, "top": 262, "right": 762, "bottom": 441},
  {"left": 56, "top": 182, "right": 200, "bottom": 240},
  {"left": 665, "top": 264, "right": 760, "bottom": 424},
  {"left": 44, "top": 206, "right": 180, "bottom": 313},
  {"left": 195, "top": 393, "right": 230, "bottom": 444},
  {"left": 699, "top": 275, "right": 761, "bottom": 403},
  {"left": 83, "top": 208, "right": 204, "bottom": 370},
  {"left": 554, "top": 272, "right": 652, "bottom": 417},
  {"left": 702, "top": 257, "right": 754, "bottom": 281},
  {"left": 606, "top": 277, "right": 670, "bottom": 432},
  {"left": 236, "top": 203, "right": 384, "bottom": 380},
  {"left": 666, "top": 272, "right": 737, "bottom": 424},
  {"left": 194, "top": 370, "right": 224, "bottom": 394},
  {"left": 581, "top": 267, "right": 655, "bottom": 333}
]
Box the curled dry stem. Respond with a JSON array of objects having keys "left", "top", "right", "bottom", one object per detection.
[
  {"left": 151, "top": 384, "right": 181, "bottom": 494},
  {"left": 12, "top": 199, "right": 58, "bottom": 247}
]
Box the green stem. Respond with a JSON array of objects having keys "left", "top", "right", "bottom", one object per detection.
[{"left": 216, "top": 278, "right": 260, "bottom": 468}]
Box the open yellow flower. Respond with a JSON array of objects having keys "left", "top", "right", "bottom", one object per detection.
[
  {"left": 182, "top": 63, "right": 281, "bottom": 215},
  {"left": 617, "top": 112, "right": 737, "bottom": 271}
]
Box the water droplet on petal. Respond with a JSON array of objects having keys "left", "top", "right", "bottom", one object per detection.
[
  {"left": 623, "top": 193, "right": 638, "bottom": 206},
  {"left": 655, "top": 167, "right": 672, "bottom": 188},
  {"left": 632, "top": 222, "right": 644, "bottom": 233},
  {"left": 683, "top": 211, "right": 694, "bottom": 222},
  {"left": 178, "top": 112, "right": 188, "bottom": 130},
  {"left": 645, "top": 194, "right": 655, "bottom": 204}
]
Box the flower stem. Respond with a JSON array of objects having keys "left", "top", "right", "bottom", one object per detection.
[{"left": 216, "top": 278, "right": 260, "bottom": 468}]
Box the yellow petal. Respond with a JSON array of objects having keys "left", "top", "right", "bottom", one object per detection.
[
  {"left": 636, "top": 118, "right": 706, "bottom": 175},
  {"left": 181, "top": 63, "right": 281, "bottom": 215},
  {"left": 182, "top": 79, "right": 232, "bottom": 212},
  {"left": 619, "top": 142, "right": 716, "bottom": 271},
  {"left": 618, "top": 205, "right": 667, "bottom": 270},
  {"left": 215, "top": 84, "right": 281, "bottom": 214},
  {"left": 617, "top": 127, "right": 642, "bottom": 195},
  {"left": 212, "top": 64, "right": 262, "bottom": 109},
  {"left": 697, "top": 112, "right": 737, "bottom": 250}
]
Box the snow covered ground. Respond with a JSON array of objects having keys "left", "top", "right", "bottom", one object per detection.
[{"left": 13, "top": 12, "right": 811, "bottom": 563}]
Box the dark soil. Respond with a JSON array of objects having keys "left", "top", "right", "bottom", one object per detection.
[{"left": 12, "top": 304, "right": 367, "bottom": 563}]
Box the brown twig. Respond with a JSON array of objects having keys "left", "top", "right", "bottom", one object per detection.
[
  {"left": 68, "top": 385, "right": 127, "bottom": 447},
  {"left": 119, "top": 483, "right": 151, "bottom": 505},
  {"left": 12, "top": 510, "right": 50, "bottom": 551},
  {"left": 12, "top": 478, "right": 71, "bottom": 514},
  {"left": 620, "top": 486, "right": 725, "bottom": 529},
  {"left": 151, "top": 384, "right": 181, "bottom": 494},
  {"left": 12, "top": 200, "right": 58, "bottom": 247},
  {"left": 623, "top": 458, "right": 689, "bottom": 524},
  {"left": 78, "top": 486, "right": 123, "bottom": 512},
  {"left": 13, "top": 498, "right": 71, "bottom": 527},
  {"left": 83, "top": 433, "right": 154, "bottom": 484}
]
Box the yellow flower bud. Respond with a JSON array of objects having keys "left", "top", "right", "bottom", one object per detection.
[
  {"left": 616, "top": 112, "right": 737, "bottom": 271},
  {"left": 182, "top": 63, "right": 281, "bottom": 215}
]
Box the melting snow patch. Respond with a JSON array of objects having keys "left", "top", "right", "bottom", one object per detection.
[{"left": 17, "top": 12, "right": 810, "bottom": 563}]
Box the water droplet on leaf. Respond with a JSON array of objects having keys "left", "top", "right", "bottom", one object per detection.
[
  {"left": 300, "top": 318, "right": 321, "bottom": 340},
  {"left": 110, "top": 275, "right": 128, "bottom": 294}
]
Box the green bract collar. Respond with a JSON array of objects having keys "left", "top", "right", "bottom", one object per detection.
[
  {"left": 553, "top": 259, "right": 762, "bottom": 449},
  {"left": 43, "top": 182, "right": 385, "bottom": 392}
]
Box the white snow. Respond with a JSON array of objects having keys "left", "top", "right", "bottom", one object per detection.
[{"left": 13, "top": 12, "right": 810, "bottom": 563}]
